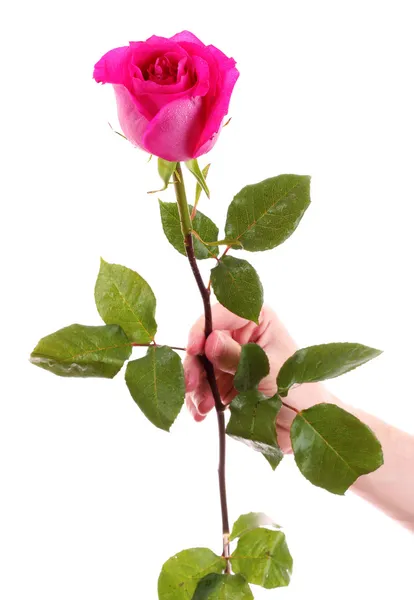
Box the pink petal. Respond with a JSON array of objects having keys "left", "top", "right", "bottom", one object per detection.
[
  {"left": 131, "top": 70, "right": 192, "bottom": 97},
  {"left": 176, "top": 41, "right": 220, "bottom": 97},
  {"left": 142, "top": 36, "right": 184, "bottom": 53},
  {"left": 170, "top": 31, "right": 206, "bottom": 46},
  {"left": 142, "top": 96, "right": 204, "bottom": 161},
  {"left": 195, "top": 64, "right": 239, "bottom": 156},
  {"left": 194, "top": 126, "right": 222, "bottom": 158},
  {"left": 207, "top": 44, "right": 236, "bottom": 70},
  {"left": 113, "top": 84, "right": 149, "bottom": 150},
  {"left": 131, "top": 73, "right": 194, "bottom": 117},
  {"left": 93, "top": 46, "right": 131, "bottom": 84},
  {"left": 128, "top": 42, "right": 189, "bottom": 91},
  {"left": 129, "top": 41, "right": 160, "bottom": 64},
  {"left": 191, "top": 55, "right": 210, "bottom": 97}
]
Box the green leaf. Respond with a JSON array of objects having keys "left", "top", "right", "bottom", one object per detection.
[
  {"left": 195, "top": 163, "right": 211, "bottom": 205},
  {"left": 290, "top": 403, "right": 384, "bottom": 495},
  {"left": 226, "top": 391, "right": 283, "bottom": 470},
  {"left": 125, "top": 345, "right": 185, "bottom": 431},
  {"left": 277, "top": 342, "right": 382, "bottom": 396},
  {"left": 159, "top": 201, "right": 219, "bottom": 260},
  {"left": 210, "top": 256, "right": 263, "bottom": 323},
  {"left": 231, "top": 528, "right": 293, "bottom": 589},
  {"left": 225, "top": 174, "right": 311, "bottom": 252},
  {"left": 185, "top": 159, "right": 210, "bottom": 198},
  {"left": 158, "top": 548, "right": 226, "bottom": 600},
  {"left": 234, "top": 344, "right": 270, "bottom": 392},
  {"left": 156, "top": 158, "right": 177, "bottom": 192},
  {"left": 193, "top": 574, "right": 253, "bottom": 599},
  {"left": 30, "top": 324, "right": 131, "bottom": 378},
  {"left": 94, "top": 259, "right": 157, "bottom": 344},
  {"left": 230, "top": 513, "right": 280, "bottom": 541}
]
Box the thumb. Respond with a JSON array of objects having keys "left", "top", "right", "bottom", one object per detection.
[{"left": 205, "top": 330, "right": 241, "bottom": 374}]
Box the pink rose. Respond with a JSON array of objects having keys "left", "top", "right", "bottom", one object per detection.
[{"left": 93, "top": 31, "right": 239, "bottom": 162}]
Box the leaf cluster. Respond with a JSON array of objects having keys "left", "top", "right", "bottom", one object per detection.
[
  {"left": 30, "top": 158, "right": 384, "bottom": 598},
  {"left": 158, "top": 514, "right": 291, "bottom": 598}
]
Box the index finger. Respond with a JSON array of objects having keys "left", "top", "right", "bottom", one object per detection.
[{"left": 187, "top": 303, "right": 251, "bottom": 355}]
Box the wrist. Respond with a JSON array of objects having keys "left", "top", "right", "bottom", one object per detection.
[{"left": 287, "top": 381, "right": 336, "bottom": 412}]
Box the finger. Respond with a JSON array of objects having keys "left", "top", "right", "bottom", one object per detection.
[
  {"left": 205, "top": 330, "right": 242, "bottom": 374},
  {"left": 257, "top": 349, "right": 279, "bottom": 397},
  {"left": 276, "top": 404, "right": 296, "bottom": 429},
  {"left": 186, "top": 393, "right": 206, "bottom": 422},
  {"left": 222, "top": 387, "right": 238, "bottom": 406},
  {"left": 215, "top": 372, "right": 238, "bottom": 406},
  {"left": 231, "top": 306, "right": 271, "bottom": 346},
  {"left": 232, "top": 319, "right": 261, "bottom": 346},
  {"left": 193, "top": 371, "right": 234, "bottom": 415},
  {"left": 193, "top": 377, "right": 216, "bottom": 415},
  {"left": 187, "top": 303, "right": 251, "bottom": 355},
  {"left": 183, "top": 354, "right": 204, "bottom": 393},
  {"left": 276, "top": 425, "right": 293, "bottom": 454}
]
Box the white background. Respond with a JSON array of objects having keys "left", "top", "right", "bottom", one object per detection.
[{"left": 1, "top": 0, "right": 413, "bottom": 598}]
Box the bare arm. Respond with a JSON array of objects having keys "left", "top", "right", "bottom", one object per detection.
[
  {"left": 339, "top": 401, "right": 414, "bottom": 530},
  {"left": 185, "top": 303, "right": 414, "bottom": 531}
]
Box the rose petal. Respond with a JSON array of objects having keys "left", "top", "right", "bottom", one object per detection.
[
  {"left": 177, "top": 55, "right": 189, "bottom": 82},
  {"left": 142, "top": 96, "right": 204, "bottom": 161},
  {"left": 129, "top": 41, "right": 161, "bottom": 65},
  {"left": 127, "top": 43, "right": 194, "bottom": 118},
  {"left": 131, "top": 71, "right": 192, "bottom": 96},
  {"left": 191, "top": 55, "right": 210, "bottom": 97},
  {"left": 131, "top": 72, "right": 193, "bottom": 117},
  {"left": 208, "top": 44, "right": 236, "bottom": 70},
  {"left": 129, "top": 41, "right": 188, "bottom": 77},
  {"left": 176, "top": 42, "right": 220, "bottom": 99},
  {"left": 195, "top": 61, "right": 239, "bottom": 155},
  {"left": 170, "top": 30, "right": 206, "bottom": 46},
  {"left": 93, "top": 46, "right": 131, "bottom": 84},
  {"left": 94, "top": 33, "right": 240, "bottom": 162},
  {"left": 113, "top": 84, "right": 149, "bottom": 149}
]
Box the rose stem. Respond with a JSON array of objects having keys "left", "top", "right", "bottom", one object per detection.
[{"left": 173, "top": 162, "right": 231, "bottom": 573}]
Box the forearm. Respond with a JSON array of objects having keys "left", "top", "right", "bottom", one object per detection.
[
  {"left": 336, "top": 398, "right": 414, "bottom": 531},
  {"left": 288, "top": 383, "right": 414, "bottom": 531}
]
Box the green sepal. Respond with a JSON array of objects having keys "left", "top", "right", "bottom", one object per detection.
[
  {"left": 195, "top": 163, "right": 211, "bottom": 205},
  {"left": 148, "top": 158, "right": 177, "bottom": 193},
  {"left": 185, "top": 159, "right": 210, "bottom": 198}
]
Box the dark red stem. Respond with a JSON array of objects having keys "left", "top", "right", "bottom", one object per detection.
[{"left": 184, "top": 232, "right": 231, "bottom": 570}]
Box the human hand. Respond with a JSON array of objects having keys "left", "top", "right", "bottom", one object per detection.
[{"left": 184, "top": 303, "right": 332, "bottom": 452}]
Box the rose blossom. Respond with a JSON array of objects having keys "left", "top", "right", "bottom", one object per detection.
[{"left": 93, "top": 31, "right": 239, "bottom": 162}]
